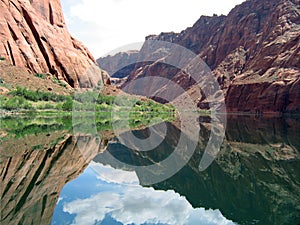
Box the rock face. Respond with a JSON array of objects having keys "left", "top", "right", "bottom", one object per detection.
[
  {"left": 97, "top": 50, "right": 139, "bottom": 86},
  {"left": 101, "top": 0, "right": 300, "bottom": 113},
  {"left": 0, "top": 0, "right": 108, "bottom": 88}
]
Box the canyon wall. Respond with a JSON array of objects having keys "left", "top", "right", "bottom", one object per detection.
[
  {"left": 98, "top": 0, "right": 300, "bottom": 113},
  {"left": 0, "top": 0, "right": 108, "bottom": 88}
]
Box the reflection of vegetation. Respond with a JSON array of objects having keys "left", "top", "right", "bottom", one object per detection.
[
  {"left": 32, "top": 144, "right": 43, "bottom": 150},
  {"left": 0, "top": 116, "right": 70, "bottom": 140},
  {"left": 1, "top": 108, "right": 174, "bottom": 141},
  {"left": 29, "top": 135, "right": 66, "bottom": 151},
  {"left": 1, "top": 88, "right": 175, "bottom": 144}
]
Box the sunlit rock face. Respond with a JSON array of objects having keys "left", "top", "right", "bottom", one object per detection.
[
  {"left": 0, "top": 0, "right": 109, "bottom": 88},
  {"left": 98, "top": 0, "right": 300, "bottom": 113}
]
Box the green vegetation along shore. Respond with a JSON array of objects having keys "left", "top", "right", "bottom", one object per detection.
[{"left": 0, "top": 84, "right": 175, "bottom": 143}]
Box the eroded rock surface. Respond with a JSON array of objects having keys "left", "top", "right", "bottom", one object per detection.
[
  {"left": 99, "top": 0, "right": 300, "bottom": 113},
  {"left": 0, "top": 0, "right": 109, "bottom": 88}
]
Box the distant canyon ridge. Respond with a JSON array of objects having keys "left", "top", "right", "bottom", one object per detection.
[{"left": 98, "top": 0, "right": 300, "bottom": 114}]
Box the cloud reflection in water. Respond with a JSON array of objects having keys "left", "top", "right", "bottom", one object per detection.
[{"left": 61, "top": 162, "right": 235, "bottom": 225}]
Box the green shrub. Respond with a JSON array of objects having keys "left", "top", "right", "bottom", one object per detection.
[
  {"left": 44, "top": 103, "right": 54, "bottom": 109},
  {"left": 23, "top": 101, "right": 34, "bottom": 109},
  {"left": 37, "top": 103, "right": 55, "bottom": 110},
  {"left": 61, "top": 97, "right": 73, "bottom": 111},
  {"left": 55, "top": 103, "right": 63, "bottom": 110},
  {"left": 273, "top": 76, "right": 278, "bottom": 82},
  {"left": 59, "top": 81, "right": 67, "bottom": 87},
  {"left": 75, "top": 91, "right": 97, "bottom": 103},
  {"left": 96, "top": 104, "right": 110, "bottom": 112},
  {"left": 10, "top": 86, "right": 68, "bottom": 102},
  {"left": 52, "top": 77, "right": 59, "bottom": 84},
  {"left": 52, "top": 77, "right": 67, "bottom": 87},
  {"left": 1, "top": 96, "right": 33, "bottom": 110},
  {"left": 32, "top": 145, "right": 43, "bottom": 150},
  {"left": 0, "top": 57, "right": 5, "bottom": 61},
  {"left": 3, "top": 97, "right": 22, "bottom": 110},
  {"left": 34, "top": 73, "right": 47, "bottom": 79},
  {"left": 97, "top": 94, "right": 115, "bottom": 105}
]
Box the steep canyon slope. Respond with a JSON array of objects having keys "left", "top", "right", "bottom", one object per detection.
[{"left": 0, "top": 0, "right": 108, "bottom": 88}]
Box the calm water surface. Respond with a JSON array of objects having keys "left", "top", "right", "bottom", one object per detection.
[{"left": 1, "top": 115, "right": 299, "bottom": 225}]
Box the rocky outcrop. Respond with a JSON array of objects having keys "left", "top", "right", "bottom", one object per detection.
[
  {"left": 0, "top": 0, "right": 109, "bottom": 88},
  {"left": 103, "top": 0, "right": 300, "bottom": 113}
]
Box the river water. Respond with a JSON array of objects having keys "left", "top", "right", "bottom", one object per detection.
[{"left": 1, "top": 115, "right": 299, "bottom": 225}]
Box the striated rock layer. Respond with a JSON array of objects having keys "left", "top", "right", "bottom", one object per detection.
[
  {"left": 100, "top": 0, "right": 300, "bottom": 113},
  {"left": 0, "top": 0, "right": 108, "bottom": 88}
]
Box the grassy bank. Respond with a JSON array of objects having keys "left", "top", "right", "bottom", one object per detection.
[
  {"left": 0, "top": 86, "right": 175, "bottom": 141},
  {"left": 0, "top": 86, "right": 174, "bottom": 113}
]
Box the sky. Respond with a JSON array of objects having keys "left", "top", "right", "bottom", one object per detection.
[{"left": 60, "top": 0, "right": 245, "bottom": 58}]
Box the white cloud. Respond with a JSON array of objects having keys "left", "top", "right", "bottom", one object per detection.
[
  {"left": 89, "top": 161, "right": 139, "bottom": 185},
  {"left": 64, "top": 185, "right": 235, "bottom": 225},
  {"left": 61, "top": 0, "right": 245, "bottom": 58},
  {"left": 57, "top": 197, "right": 63, "bottom": 205},
  {"left": 63, "top": 192, "right": 120, "bottom": 225},
  {"left": 63, "top": 163, "right": 235, "bottom": 225}
]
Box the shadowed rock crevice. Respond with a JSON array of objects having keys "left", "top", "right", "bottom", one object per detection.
[
  {"left": 6, "top": 41, "right": 15, "bottom": 65},
  {"left": 7, "top": 23, "right": 18, "bottom": 41},
  {"left": 21, "top": 6, "right": 52, "bottom": 74},
  {"left": 49, "top": 2, "right": 54, "bottom": 25}
]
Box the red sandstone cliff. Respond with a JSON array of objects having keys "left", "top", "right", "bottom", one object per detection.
[
  {"left": 99, "top": 0, "right": 300, "bottom": 113},
  {"left": 0, "top": 0, "right": 108, "bottom": 88}
]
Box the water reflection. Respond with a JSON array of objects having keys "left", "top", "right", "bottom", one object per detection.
[
  {"left": 0, "top": 116, "right": 107, "bottom": 225},
  {"left": 95, "top": 115, "right": 300, "bottom": 225},
  {"left": 52, "top": 162, "right": 234, "bottom": 225},
  {"left": 1, "top": 115, "right": 299, "bottom": 225}
]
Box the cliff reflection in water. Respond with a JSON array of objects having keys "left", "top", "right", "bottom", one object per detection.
[
  {"left": 0, "top": 116, "right": 108, "bottom": 225},
  {"left": 95, "top": 116, "right": 300, "bottom": 225},
  {"left": 1, "top": 115, "right": 299, "bottom": 225}
]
